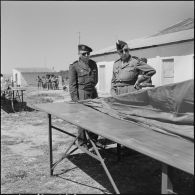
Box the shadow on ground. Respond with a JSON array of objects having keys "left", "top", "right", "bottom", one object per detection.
[
  {"left": 1, "top": 97, "right": 35, "bottom": 113},
  {"left": 53, "top": 146, "right": 161, "bottom": 194},
  {"left": 52, "top": 146, "right": 193, "bottom": 194}
]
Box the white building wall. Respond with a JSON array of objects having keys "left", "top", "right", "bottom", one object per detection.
[
  {"left": 174, "top": 54, "right": 194, "bottom": 82},
  {"left": 20, "top": 74, "right": 28, "bottom": 86},
  {"left": 96, "top": 61, "right": 114, "bottom": 95},
  {"left": 147, "top": 57, "right": 161, "bottom": 87}
]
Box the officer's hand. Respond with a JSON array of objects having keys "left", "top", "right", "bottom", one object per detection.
[
  {"left": 68, "top": 100, "right": 78, "bottom": 104},
  {"left": 134, "top": 82, "right": 141, "bottom": 90}
]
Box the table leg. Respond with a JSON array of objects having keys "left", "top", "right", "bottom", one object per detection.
[
  {"left": 117, "top": 144, "right": 121, "bottom": 162},
  {"left": 48, "top": 114, "right": 53, "bottom": 176},
  {"left": 52, "top": 135, "right": 79, "bottom": 171},
  {"left": 21, "top": 90, "right": 25, "bottom": 110},
  {"left": 86, "top": 131, "right": 120, "bottom": 194},
  {"left": 161, "top": 163, "right": 174, "bottom": 194},
  {"left": 11, "top": 90, "right": 15, "bottom": 112}
]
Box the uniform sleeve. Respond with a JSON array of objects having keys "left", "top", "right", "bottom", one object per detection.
[
  {"left": 135, "top": 61, "right": 156, "bottom": 84},
  {"left": 69, "top": 64, "right": 79, "bottom": 101},
  {"left": 110, "top": 65, "right": 117, "bottom": 96},
  {"left": 94, "top": 62, "right": 98, "bottom": 86}
]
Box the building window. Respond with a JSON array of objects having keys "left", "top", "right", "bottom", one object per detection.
[{"left": 162, "top": 58, "right": 174, "bottom": 85}]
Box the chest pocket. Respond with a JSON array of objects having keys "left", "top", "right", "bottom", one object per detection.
[
  {"left": 114, "top": 66, "right": 120, "bottom": 75},
  {"left": 77, "top": 69, "right": 89, "bottom": 84},
  {"left": 86, "top": 68, "right": 97, "bottom": 85},
  {"left": 125, "top": 65, "right": 135, "bottom": 72},
  {"left": 119, "top": 65, "right": 138, "bottom": 81}
]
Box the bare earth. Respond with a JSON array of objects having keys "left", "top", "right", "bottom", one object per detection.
[{"left": 1, "top": 87, "right": 193, "bottom": 194}]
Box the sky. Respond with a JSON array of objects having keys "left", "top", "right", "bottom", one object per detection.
[{"left": 1, "top": 1, "right": 194, "bottom": 74}]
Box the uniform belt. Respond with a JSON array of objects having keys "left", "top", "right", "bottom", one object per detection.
[
  {"left": 116, "top": 80, "right": 135, "bottom": 85},
  {"left": 78, "top": 85, "right": 96, "bottom": 91}
]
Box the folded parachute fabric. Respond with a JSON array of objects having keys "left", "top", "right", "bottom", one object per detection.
[{"left": 80, "top": 79, "right": 194, "bottom": 141}]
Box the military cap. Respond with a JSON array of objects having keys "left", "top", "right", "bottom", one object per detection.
[
  {"left": 116, "top": 40, "right": 128, "bottom": 51},
  {"left": 78, "top": 44, "right": 93, "bottom": 53}
]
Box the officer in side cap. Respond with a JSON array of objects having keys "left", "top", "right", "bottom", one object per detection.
[
  {"left": 111, "top": 40, "right": 156, "bottom": 95},
  {"left": 69, "top": 44, "right": 99, "bottom": 146}
]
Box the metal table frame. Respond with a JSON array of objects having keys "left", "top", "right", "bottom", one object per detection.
[{"left": 47, "top": 113, "right": 178, "bottom": 194}]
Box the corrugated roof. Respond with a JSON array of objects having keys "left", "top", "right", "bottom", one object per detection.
[
  {"left": 91, "top": 18, "right": 194, "bottom": 56},
  {"left": 152, "top": 18, "right": 194, "bottom": 36},
  {"left": 13, "top": 67, "right": 56, "bottom": 73}
]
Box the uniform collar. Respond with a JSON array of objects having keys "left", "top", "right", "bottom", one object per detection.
[
  {"left": 121, "top": 55, "right": 132, "bottom": 68},
  {"left": 78, "top": 58, "right": 90, "bottom": 71}
]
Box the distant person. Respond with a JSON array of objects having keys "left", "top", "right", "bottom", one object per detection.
[
  {"left": 62, "top": 77, "right": 65, "bottom": 86},
  {"left": 46, "top": 75, "right": 52, "bottom": 90},
  {"left": 4, "top": 79, "right": 11, "bottom": 90},
  {"left": 37, "top": 76, "right": 42, "bottom": 89},
  {"left": 11, "top": 76, "right": 14, "bottom": 87},
  {"left": 69, "top": 44, "right": 99, "bottom": 147},
  {"left": 41, "top": 76, "right": 46, "bottom": 89},
  {"left": 51, "top": 75, "right": 55, "bottom": 90},
  {"left": 111, "top": 40, "right": 156, "bottom": 95},
  {"left": 63, "top": 85, "right": 67, "bottom": 91},
  {"left": 55, "top": 76, "right": 59, "bottom": 90}
]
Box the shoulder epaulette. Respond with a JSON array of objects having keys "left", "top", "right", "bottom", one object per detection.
[
  {"left": 89, "top": 59, "right": 96, "bottom": 64},
  {"left": 71, "top": 60, "right": 78, "bottom": 65}
]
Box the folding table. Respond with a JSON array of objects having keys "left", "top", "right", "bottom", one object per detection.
[{"left": 34, "top": 102, "right": 194, "bottom": 194}]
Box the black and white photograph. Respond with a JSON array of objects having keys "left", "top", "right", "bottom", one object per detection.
[{"left": 1, "top": 1, "right": 194, "bottom": 194}]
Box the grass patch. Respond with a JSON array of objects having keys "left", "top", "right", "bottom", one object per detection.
[
  {"left": 2, "top": 138, "right": 24, "bottom": 145},
  {"left": 4, "top": 170, "right": 28, "bottom": 182}
]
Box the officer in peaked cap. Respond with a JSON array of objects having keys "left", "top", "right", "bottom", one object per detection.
[
  {"left": 78, "top": 44, "right": 93, "bottom": 53},
  {"left": 69, "top": 44, "right": 99, "bottom": 146},
  {"left": 111, "top": 40, "right": 156, "bottom": 95}
]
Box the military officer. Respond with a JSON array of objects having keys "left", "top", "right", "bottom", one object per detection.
[
  {"left": 69, "top": 44, "right": 98, "bottom": 146},
  {"left": 111, "top": 40, "right": 156, "bottom": 95}
]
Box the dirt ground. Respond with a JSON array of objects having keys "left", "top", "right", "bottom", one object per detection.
[{"left": 1, "top": 87, "right": 193, "bottom": 194}]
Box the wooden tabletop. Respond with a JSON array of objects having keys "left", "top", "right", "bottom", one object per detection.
[
  {"left": 10, "top": 87, "right": 26, "bottom": 91},
  {"left": 1, "top": 87, "right": 26, "bottom": 92},
  {"left": 34, "top": 102, "right": 194, "bottom": 175}
]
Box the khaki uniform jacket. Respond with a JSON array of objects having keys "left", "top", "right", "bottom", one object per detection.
[
  {"left": 111, "top": 56, "right": 156, "bottom": 96},
  {"left": 69, "top": 58, "right": 98, "bottom": 101}
]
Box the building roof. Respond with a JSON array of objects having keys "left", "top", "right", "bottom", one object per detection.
[
  {"left": 13, "top": 67, "right": 56, "bottom": 73},
  {"left": 151, "top": 18, "right": 194, "bottom": 36},
  {"left": 91, "top": 18, "right": 194, "bottom": 56}
]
